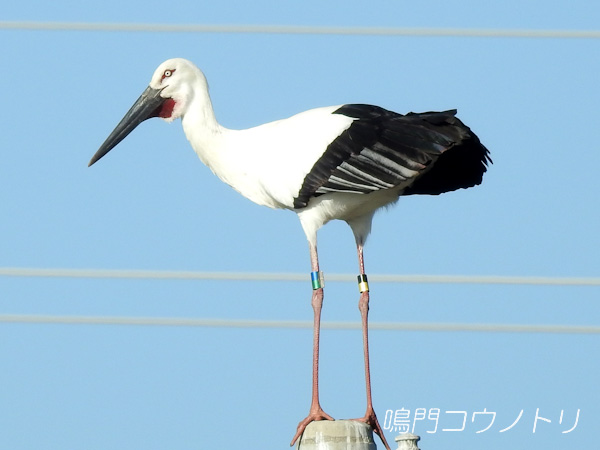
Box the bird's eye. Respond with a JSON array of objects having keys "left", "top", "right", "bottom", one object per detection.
[{"left": 162, "top": 69, "right": 175, "bottom": 80}]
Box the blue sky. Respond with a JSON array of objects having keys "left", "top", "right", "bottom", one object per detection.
[{"left": 1, "top": 1, "right": 598, "bottom": 449}]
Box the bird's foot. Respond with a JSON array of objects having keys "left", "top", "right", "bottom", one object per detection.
[
  {"left": 290, "top": 406, "right": 334, "bottom": 447},
  {"left": 353, "top": 408, "right": 391, "bottom": 450}
]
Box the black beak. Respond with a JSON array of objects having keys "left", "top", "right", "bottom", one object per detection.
[{"left": 88, "top": 86, "right": 166, "bottom": 167}]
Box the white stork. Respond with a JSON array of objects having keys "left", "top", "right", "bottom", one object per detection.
[{"left": 89, "top": 58, "right": 491, "bottom": 450}]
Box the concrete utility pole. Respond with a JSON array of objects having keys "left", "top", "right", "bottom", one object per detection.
[
  {"left": 395, "top": 433, "right": 421, "bottom": 450},
  {"left": 297, "top": 421, "right": 376, "bottom": 449},
  {"left": 296, "top": 420, "right": 422, "bottom": 450}
]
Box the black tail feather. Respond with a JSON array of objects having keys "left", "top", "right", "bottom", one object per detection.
[{"left": 402, "top": 113, "right": 492, "bottom": 196}]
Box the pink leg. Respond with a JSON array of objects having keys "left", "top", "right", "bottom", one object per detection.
[
  {"left": 354, "top": 244, "right": 391, "bottom": 450},
  {"left": 290, "top": 243, "right": 333, "bottom": 446}
]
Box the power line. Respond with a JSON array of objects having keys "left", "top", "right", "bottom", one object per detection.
[
  {"left": 1, "top": 267, "right": 599, "bottom": 286},
  {"left": 1, "top": 21, "right": 599, "bottom": 39},
  {"left": 1, "top": 314, "right": 598, "bottom": 334}
]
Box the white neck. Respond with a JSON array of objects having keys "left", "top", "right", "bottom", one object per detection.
[{"left": 180, "top": 82, "right": 228, "bottom": 167}]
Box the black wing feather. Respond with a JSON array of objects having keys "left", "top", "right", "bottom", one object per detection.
[{"left": 293, "top": 104, "right": 491, "bottom": 209}]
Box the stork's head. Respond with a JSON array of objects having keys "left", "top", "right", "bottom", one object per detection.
[{"left": 88, "top": 58, "right": 206, "bottom": 166}]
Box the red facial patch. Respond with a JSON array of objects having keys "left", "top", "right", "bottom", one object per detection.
[{"left": 154, "top": 98, "right": 176, "bottom": 118}]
